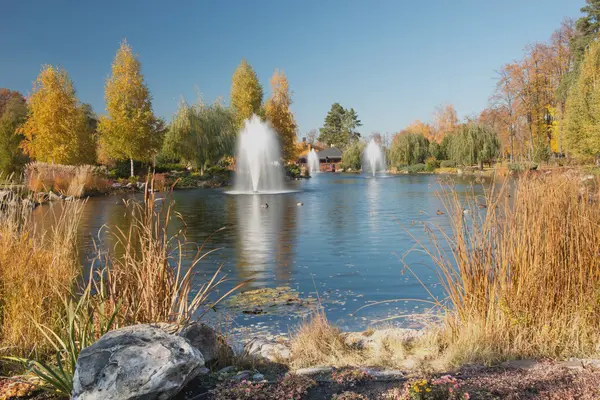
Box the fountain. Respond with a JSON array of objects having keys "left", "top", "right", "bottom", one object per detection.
[
  {"left": 231, "top": 115, "right": 287, "bottom": 194},
  {"left": 363, "top": 139, "right": 386, "bottom": 176},
  {"left": 307, "top": 148, "right": 319, "bottom": 174}
]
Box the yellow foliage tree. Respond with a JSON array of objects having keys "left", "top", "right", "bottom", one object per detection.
[
  {"left": 98, "top": 40, "right": 163, "bottom": 176},
  {"left": 265, "top": 69, "right": 298, "bottom": 162},
  {"left": 19, "top": 65, "right": 95, "bottom": 165},
  {"left": 230, "top": 58, "right": 263, "bottom": 127}
]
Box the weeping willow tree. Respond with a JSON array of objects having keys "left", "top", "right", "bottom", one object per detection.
[
  {"left": 447, "top": 123, "right": 500, "bottom": 168},
  {"left": 163, "top": 100, "right": 237, "bottom": 175}
]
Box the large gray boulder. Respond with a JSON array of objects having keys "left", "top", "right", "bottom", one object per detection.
[{"left": 72, "top": 324, "right": 204, "bottom": 400}]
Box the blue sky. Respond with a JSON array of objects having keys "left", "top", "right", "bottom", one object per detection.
[{"left": 0, "top": 0, "right": 581, "bottom": 138}]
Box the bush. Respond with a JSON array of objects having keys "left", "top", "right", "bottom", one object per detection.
[
  {"left": 425, "top": 157, "right": 440, "bottom": 172},
  {"left": 405, "top": 163, "right": 427, "bottom": 173},
  {"left": 440, "top": 160, "right": 456, "bottom": 168},
  {"left": 285, "top": 164, "right": 302, "bottom": 179}
]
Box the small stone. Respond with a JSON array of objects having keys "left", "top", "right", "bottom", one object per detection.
[
  {"left": 232, "top": 371, "right": 251, "bottom": 381},
  {"left": 360, "top": 368, "right": 404, "bottom": 380},
  {"left": 500, "top": 359, "right": 539, "bottom": 370},
  {"left": 295, "top": 366, "right": 333, "bottom": 376},
  {"left": 218, "top": 366, "right": 234, "bottom": 374},
  {"left": 252, "top": 373, "right": 265, "bottom": 381},
  {"left": 197, "top": 367, "right": 210, "bottom": 375}
]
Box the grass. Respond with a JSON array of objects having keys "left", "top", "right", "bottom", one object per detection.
[
  {"left": 419, "top": 173, "right": 600, "bottom": 364},
  {"left": 25, "top": 162, "right": 110, "bottom": 198},
  {"left": 0, "top": 185, "right": 83, "bottom": 359},
  {"left": 1, "top": 178, "right": 246, "bottom": 392}
]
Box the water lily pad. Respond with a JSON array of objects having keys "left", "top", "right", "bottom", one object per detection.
[{"left": 225, "top": 286, "right": 317, "bottom": 316}]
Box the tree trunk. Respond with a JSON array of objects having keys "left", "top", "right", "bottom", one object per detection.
[
  {"left": 200, "top": 164, "right": 204, "bottom": 176},
  {"left": 130, "top": 158, "right": 134, "bottom": 178}
]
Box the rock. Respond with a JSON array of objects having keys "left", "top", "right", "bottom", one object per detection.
[
  {"left": 136, "top": 182, "right": 146, "bottom": 190},
  {"left": 218, "top": 366, "right": 234, "bottom": 374},
  {"left": 294, "top": 366, "right": 333, "bottom": 376},
  {"left": 343, "top": 328, "right": 421, "bottom": 350},
  {"left": 359, "top": 368, "right": 404, "bottom": 380},
  {"left": 179, "top": 322, "right": 233, "bottom": 364},
  {"left": 232, "top": 371, "right": 251, "bottom": 381},
  {"left": 48, "top": 191, "right": 63, "bottom": 201},
  {"left": 244, "top": 338, "right": 291, "bottom": 362},
  {"left": 197, "top": 367, "right": 210, "bottom": 375},
  {"left": 252, "top": 373, "right": 265, "bottom": 381},
  {"left": 111, "top": 183, "right": 122, "bottom": 189},
  {"left": 500, "top": 359, "right": 539, "bottom": 370},
  {"left": 64, "top": 196, "right": 74, "bottom": 202},
  {"left": 72, "top": 324, "right": 204, "bottom": 400}
]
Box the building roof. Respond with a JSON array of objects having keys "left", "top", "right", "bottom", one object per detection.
[{"left": 318, "top": 147, "right": 342, "bottom": 160}]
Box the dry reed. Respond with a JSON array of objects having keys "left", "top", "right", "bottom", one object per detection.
[
  {"left": 419, "top": 173, "right": 600, "bottom": 363},
  {"left": 25, "top": 162, "right": 110, "bottom": 198},
  {"left": 0, "top": 187, "right": 83, "bottom": 357}
]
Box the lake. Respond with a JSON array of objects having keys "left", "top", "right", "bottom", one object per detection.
[{"left": 32, "top": 173, "right": 487, "bottom": 337}]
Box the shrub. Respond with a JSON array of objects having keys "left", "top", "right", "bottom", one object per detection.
[
  {"left": 406, "top": 163, "right": 427, "bottom": 173},
  {"left": 400, "top": 376, "right": 469, "bottom": 399},
  {"left": 440, "top": 160, "right": 456, "bottom": 168},
  {"left": 425, "top": 157, "right": 440, "bottom": 172},
  {"left": 285, "top": 164, "right": 302, "bottom": 179}
]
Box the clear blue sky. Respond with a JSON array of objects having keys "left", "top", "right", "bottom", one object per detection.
[{"left": 0, "top": 0, "right": 581, "bottom": 138}]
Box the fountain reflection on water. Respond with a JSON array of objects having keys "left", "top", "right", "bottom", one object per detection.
[
  {"left": 362, "top": 139, "right": 386, "bottom": 176},
  {"left": 230, "top": 115, "right": 293, "bottom": 194},
  {"left": 307, "top": 149, "right": 319, "bottom": 174}
]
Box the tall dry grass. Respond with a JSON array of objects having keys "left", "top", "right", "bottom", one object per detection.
[
  {"left": 92, "top": 188, "right": 246, "bottom": 328},
  {"left": 25, "top": 162, "right": 110, "bottom": 198},
  {"left": 420, "top": 173, "right": 600, "bottom": 363},
  {"left": 0, "top": 188, "right": 83, "bottom": 357}
]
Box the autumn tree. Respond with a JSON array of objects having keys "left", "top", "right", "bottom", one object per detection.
[
  {"left": 264, "top": 69, "right": 298, "bottom": 162},
  {"left": 163, "top": 100, "right": 236, "bottom": 175},
  {"left": 564, "top": 39, "right": 600, "bottom": 160},
  {"left": 404, "top": 120, "right": 433, "bottom": 141},
  {"left": 98, "top": 41, "right": 163, "bottom": 177},
  {"left": 318, "top": 103, "right": 361, "bottom": 149},
  {"left": 19, "top": 66, "right": 95, "bottom": 165},
  {"left": 230, "top": 59, "right": 263, "bottom": 127},
  {"left": 432, "top": 104, "right": 458, "bottom": 142},
  {"left": 0, "top": 91, "right": 28, "bottom": 174}
]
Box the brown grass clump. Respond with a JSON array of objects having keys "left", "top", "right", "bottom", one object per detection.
[
  {"left": 289, "top": 311, "right": 423, "bottom": 369},
  {"left": 25, "top": 162, "right": 110, "bottom": 197},
  {"left": 421, "top": 173, "right": 600, "bottom": 364},
  {"left": 94, "top": 189, "right": 246, "bottom": 327},
  {"left": 0, "top": 188, "right": 83, "bottom": 357}
]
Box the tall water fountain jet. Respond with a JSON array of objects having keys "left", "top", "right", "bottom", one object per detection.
[
  {"left": 307, "top": 148, "right": 319, "bottom": 174},
  {"left": 233, "top": 115, "right": 286, "bottom": 194},
  {"left": 363, "top": 139, "right": 386, "bottom": 176}
]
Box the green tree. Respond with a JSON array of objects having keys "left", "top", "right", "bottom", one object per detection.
[
  {"left": 318, "top": 103, "right": 361, "bottom": 149},
  {"left": 564, "top": 39, "right": 600, "bottom": 160},
  {"left": 388, "top": 132, "right": 430, "bottom": 166},
  {"left": 0, "top": 92, "right": 28, "bottom": 174},
  {"left": 230, "top": 58, "right": 263, "bottom": 127},
  {"left": 447, "top": 123, "right": 500, "bottom": 168},
  {"left": 163, "top": 100, "right": 236, "bottom": 175},
  {"left": 19, "top": 66, "right": 95, "bottom": 165},
  {"left": 264, "top": 69, "right": 298, "bottom": 162},
  {"left": 341, "top": 140, "right": 366, "bottom": 170},
  {"left": 98, "top": 40, "right": 163, "bottom": 177}
]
